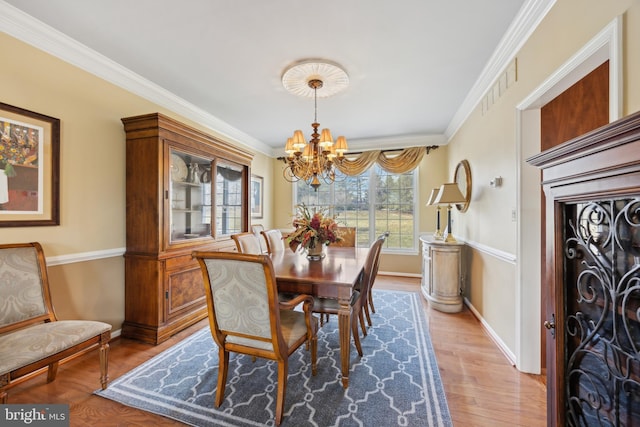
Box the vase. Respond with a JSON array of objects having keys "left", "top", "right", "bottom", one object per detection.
[{"left": 306, "top": 244, "right": 325, "bottom": 261}]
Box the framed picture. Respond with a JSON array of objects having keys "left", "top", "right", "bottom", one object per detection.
[
  {"left": 0, "top": 103, "right": 60, "bottom": 226},
  {"left": 251, "top": 174, "right": 263, "bottom": 218}
]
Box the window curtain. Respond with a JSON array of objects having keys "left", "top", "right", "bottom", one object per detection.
[
  {"left": 217, "top": 166, "right": 242, "bottom": 181},
  {"left": 335, "top": 146, "right": 430, "bottom": 176}
]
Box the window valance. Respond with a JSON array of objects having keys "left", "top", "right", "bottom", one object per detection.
[{"left": 335, "top": 146, "right": 438, "bottom": 176}]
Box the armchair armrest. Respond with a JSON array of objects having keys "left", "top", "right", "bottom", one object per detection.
[{"left": 278, "top": 294, "right": 314, "bottom": 311}]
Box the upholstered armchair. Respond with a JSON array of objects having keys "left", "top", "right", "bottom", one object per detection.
[{"left": 192, "top": 251, "right": 318, "bottom": 426}]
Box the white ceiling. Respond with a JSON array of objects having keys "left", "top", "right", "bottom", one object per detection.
[{"left": 1, "top": 0, "right": 552, "bottom": 156}]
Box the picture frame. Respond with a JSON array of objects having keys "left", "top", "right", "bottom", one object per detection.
[
  {"left": 250, "top": 174, "right": 264, "bottom": 219},
  {"left": 0, "top": 102, "right": 60, "bottom": 226}
]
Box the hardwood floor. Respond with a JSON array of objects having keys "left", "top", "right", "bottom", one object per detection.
[{"left": 6, "top": 276, "right": 546, "bottom": 426}]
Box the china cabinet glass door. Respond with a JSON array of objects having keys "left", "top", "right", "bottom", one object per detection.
[
  {"left": 169, "top": 148, "right": 212, "bottom": 243},
  {"left": 215, "top": 162, "right": 243, "bottom": 236}
]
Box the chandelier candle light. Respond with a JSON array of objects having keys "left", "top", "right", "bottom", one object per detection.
[
  {"left": 282, "top": 60, "right": 349, "bottom": 191},
  {"left": 432, "top": 183, "right": 466, "bottom": 243}
]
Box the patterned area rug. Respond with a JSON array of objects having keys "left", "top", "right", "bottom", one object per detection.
[{"left": 96, "top": 290, "right": 452, "bottom": 426}]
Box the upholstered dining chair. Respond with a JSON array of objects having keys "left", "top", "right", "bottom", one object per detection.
[
  {"left": 231, "top": 232, "right": 263, "bottom": 254},
  {"left": 251, "top": 224, "right": 268, "bottom": 253},
  {"left": 261, "top": 229, "right": 286, "bottom": 254},
  {"left": 192, "top": 251, "right": 318, "bottom": 427},
  {"left": 311, "top": 237, "right": 385, "bottom": 357},
  {"left": 332, "top": 226, "right": 356, "bottom": 247},
  {"left": 367, "top": 231, "right": 390, "bottom": 317}
]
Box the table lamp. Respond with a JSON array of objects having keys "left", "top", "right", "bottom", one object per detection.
[
  {"left": 426, "top": 188, "right": 443, "bottom": 240},
  {"left": 433, "top": 183, "right": 466, "bottom": 243}
]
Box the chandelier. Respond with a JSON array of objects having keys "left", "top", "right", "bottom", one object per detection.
[{"left": 281, "top": 60, "right": 349, "bottom": 191}]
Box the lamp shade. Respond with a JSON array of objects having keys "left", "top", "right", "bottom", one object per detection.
[
  {"left": 433, "top": 183, "right": 465, "bottom": 205},
  {"left": 334, "top": 136, "right": 348, "bottom": 156},
  {"left": 426, "top": 188, "right": 440, "bottom": 206},
  {"left": 292, "top": 130, "right": 307, "bottom": 150},
  {"left": 319, "top": 128, "right": 334, "bottom": 148}
]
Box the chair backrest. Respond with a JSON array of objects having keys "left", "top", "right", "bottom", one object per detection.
[
  {"left": 358, "top": 237, "right": 386, "bottom": 304},
  {"left": 371, "top": 231, "right": 389, "bottom": 280},
  {"left": 231, "top": 232, "right": 263, "bottom": 254},
  {"left": 333, "top": 227, "right": 356, "bottom": 247},
  {"left": 251, "top": 224, "right": 268, "bottom": 253},
  {"left": 261, "top": 229, "right": 285, "bottom": 254},
  {"left": 193, "top": 251, "right": 287, "bottom": 355},
  {"left": 0, "top": 242, "right": 56, "bottom": 333}
]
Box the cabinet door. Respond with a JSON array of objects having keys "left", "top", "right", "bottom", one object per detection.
[
  {"left": 215, "top": 161, "right": 245, "bottom": 237},
  {"left": 421, "top": 243, "right": 432, "bottom": 294},
  {"left": 168, "top": 148, "right": 212, "bottom": 244},
  {"left": 561, "top": 198, "right": 640, "bottom": 425}
]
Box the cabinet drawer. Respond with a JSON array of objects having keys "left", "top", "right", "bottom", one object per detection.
[{"left": 166, "top": 254, "right": 198, "bottom": 270}]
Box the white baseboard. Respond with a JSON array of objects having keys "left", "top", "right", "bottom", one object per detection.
[{"left": 464, "top": 297, "right": 516, "bottom": 366}]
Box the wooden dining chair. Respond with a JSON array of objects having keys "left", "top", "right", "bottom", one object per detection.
[
  {"left": 261, "top": 229, "right": 286, "bottom": 254},
  {"left": 231, "top": 232, "right": 263, "bottom": 254},
  {"left": 332, "top": 226, "right": 356, "bottom": 247},
  {"left": 367, "top": 231, "right": 389, "bottom": 316},
  {"left": 251, "top": 224, "right": 268, "bottom": 253},
  {"left": 311, "top": 237, "right": 385, "bottom": 356},
  {"left": 192, "top": 251, "right": 318, "bottom": 427}
]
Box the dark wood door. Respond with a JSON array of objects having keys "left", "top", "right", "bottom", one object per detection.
[{"left": 539, "top": 61, "right": 609, "bottom": 425}]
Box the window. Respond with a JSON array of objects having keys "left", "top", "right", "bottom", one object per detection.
[{"left": 295, "top": 165, "right": 417, "bottom": 251}]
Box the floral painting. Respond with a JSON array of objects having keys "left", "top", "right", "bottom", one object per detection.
[{"left": 0, "top": 103, "right": 59, "bottom": 226}]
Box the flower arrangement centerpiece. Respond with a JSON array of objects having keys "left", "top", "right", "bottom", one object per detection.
[{"left": 287, "top": 204, "right": 342, "bottom": 260}]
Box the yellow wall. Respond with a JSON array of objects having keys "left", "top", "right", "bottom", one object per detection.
[{"left": 447, "top": 0, "right": 639, "bottom": 368}]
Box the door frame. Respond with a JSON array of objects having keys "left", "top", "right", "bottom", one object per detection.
[{"left": 514, "top": 16, "right": 622, "bottom": 374}]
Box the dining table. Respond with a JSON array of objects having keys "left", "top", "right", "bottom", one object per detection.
[{"left": 269, "top": 245, "right": 369, "bottom": 388}]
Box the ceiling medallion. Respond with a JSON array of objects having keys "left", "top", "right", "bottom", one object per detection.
[{"left": 282, "top": 59, "right": 349, "bottom": 98}]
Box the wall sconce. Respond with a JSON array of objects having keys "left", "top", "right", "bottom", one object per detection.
[
  {"left": 433, "top": 183, "right": 466, "bottom": 243},
  {"left": 426, "top": 188, "right": 443, "bottom": 240},
  {"left": 490, "top": 176, "right": 503, "bottom": 188}
]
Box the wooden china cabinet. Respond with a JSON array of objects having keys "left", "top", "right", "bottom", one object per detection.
[
  {"left": 121, "top": 113, "right": 253, "bottom": 344},
  {"left": 528, "top": 111, "right": 640, "bottom": 426}
]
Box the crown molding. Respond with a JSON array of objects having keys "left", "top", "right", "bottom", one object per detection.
[
  {"left": 445, "top": 0, "right": 557, "bottom": 140},
  {"left": 0, "top": 0, "right": 273, "bottom": 157}
]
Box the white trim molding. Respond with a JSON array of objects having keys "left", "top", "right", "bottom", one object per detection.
[
  {"left": 465, "top": 297, "right": 517, "bottom": 365},
  {"left": 47, "top": 247, "right": 125, "bottom": 266},
  {"left": 463, "top": 239, "right": 516, "bottom": 265}
]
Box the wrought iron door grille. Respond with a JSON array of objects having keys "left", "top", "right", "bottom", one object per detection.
[{"left": 564, "top": 198, "right": 640, "bottom": 426}]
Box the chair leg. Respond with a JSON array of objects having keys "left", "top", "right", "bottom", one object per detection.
[
  {"left": 310, "top": 333, "right": 318, "bottom": 376},
  {"left": 99, "top": 341, "right": 110, "bottom": 390},
  {"left": 369, "top": 292, "right": 376, "bottom": 313},
  {"left": 359, "top": 311, "right": 367, "bottom": 337},
  {"left": 0, "top": 374, "right": 8, "bottom": 404},
  {"left": 46, "top": 361, "right": 59, "bottom": 383},
  {"left": 275, "top": 360, "right": 288, "bottom": 426},
  {"left": 215, "top": 348, "right": 229, "bottom": 407},
  {"left": 364, "top": 302, "right": 373, "bottom": 327},
  {"left": 352, "top": 314, "right": 363, "bottom": 357}
]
